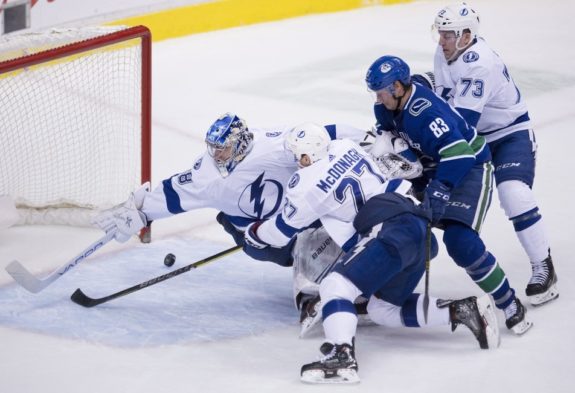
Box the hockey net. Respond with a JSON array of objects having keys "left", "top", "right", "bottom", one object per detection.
[{"left": 0, "top": 25, "right": 151, "bottom": 229}]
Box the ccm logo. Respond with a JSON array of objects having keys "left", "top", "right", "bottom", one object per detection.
[{"left": 432, "top": 191, "right": 449, "bottom": 201}]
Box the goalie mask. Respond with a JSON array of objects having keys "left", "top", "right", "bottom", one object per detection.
[
  {"left": 205, "top": 113, "right": 254, "bottom": 177},
  {"left": 285, "top": 123, "right": 331, "bottom": 168}
]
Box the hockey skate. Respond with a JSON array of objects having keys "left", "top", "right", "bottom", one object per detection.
[
  {"left": 301, "top": 340, "right": 359, "bottom": 384},
  {"left": 441, "top": 295, "right": 500, "bottom": 349},
  {"left": 299, "top": 294, "right": 322, "bottom": 338},
  {"left": 526, "top": 253, "right": 559, "bottom": 306},
  {"left": 504, "top": 297, "right": 533, "bottom": 335},
  {"left": 299, "top": 296, "right": 371, "bottom": 338}
]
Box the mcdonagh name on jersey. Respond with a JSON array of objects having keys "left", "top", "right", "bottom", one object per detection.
[{"left": 316, "top": 148, "right": 362, "bottom": 193}]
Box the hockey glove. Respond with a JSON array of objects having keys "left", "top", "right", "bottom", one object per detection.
[
  {"left": 359, "top": 128, "right": 377, "bottom": 153},
  {"left": 244, "top": 221, "right": 269, "bottom": 249},
  {"left": 92, "top": 183, "right": 149, "bottom": 242},
  {"left": 216, "top": 212, "right": 245, "bottom": 246},
  {"left": 424, "top": 179, "right": 451, "bottom": 225}
]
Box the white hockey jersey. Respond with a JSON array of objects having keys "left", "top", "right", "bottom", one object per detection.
[
  {"left": 434, "top": 38, "right": 532, "bottom": 143},
  {"left": 257, "top": 139, "right": 413, "bottom": 249},
  {"left": 140, "top": 124, "right": 372, "bottom": 229}
]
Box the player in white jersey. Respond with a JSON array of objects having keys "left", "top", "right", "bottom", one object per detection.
[
  {"left": 245, "top": 124, "right": 499, "bottom": 384},
  {"left": 91, "top": 113, "right": 421, "bottom": 334},
  {"left": 432, "top": 2, "right": 558, "bottom": 306}
]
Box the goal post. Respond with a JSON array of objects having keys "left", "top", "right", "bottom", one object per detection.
[{"left": 0, "top": 25, "right": 151, "bottom": 241}]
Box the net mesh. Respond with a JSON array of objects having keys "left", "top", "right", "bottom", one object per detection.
[{"left": 0, "top": 26, "right": 146, "bottom": 225}]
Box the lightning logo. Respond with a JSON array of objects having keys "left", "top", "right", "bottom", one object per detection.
[
  {"left": 250, "top": 173, "right": 267, "bottom": 218},
  {"left": 239, "top": 172, "right": 284, "bottom": 219}
]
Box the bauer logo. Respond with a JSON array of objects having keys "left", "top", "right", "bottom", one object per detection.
[
  {"left": 266, "top": 131, "right": 282, "bottom": 137},
  {"left": 193, "top": 158, "right": 203, "bottom": 170},
  {"left": 463, "top": 51, "right": 479, "bottom": 63},
  {"left": 178, "top": 171, "right": 193, "bottom": 184}
]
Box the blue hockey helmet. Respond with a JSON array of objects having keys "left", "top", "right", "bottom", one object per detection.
[
  {"left": 205, "top": 113, "right": 253, "bottom": 177},
  {"left": 365, "top": 55, "right": 411, "bottom": 94}
]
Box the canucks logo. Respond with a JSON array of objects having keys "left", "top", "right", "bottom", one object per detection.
[
  {"left": 409, "top": 98, "right": 431, "bottom": 117},
  {"left": 238, "top": 172, "right": 283, "bottom": 219},
  {"left": 380, "top": 62, "right": 392, "bottom": 73}
]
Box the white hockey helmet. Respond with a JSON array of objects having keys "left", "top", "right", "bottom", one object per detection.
[
  {"left": 285, "top": 123, "right": 331, "bottom": 167},
  {"left": 433, "top": 3, "right": 480, "bottom": 41}
]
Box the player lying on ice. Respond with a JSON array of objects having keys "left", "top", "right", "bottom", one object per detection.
[
  {"left": 91, "top": 112, "right": 422, "bottom": 335},
  {"left": 242, "top": 123, "right": 500, "bottom": 384}
]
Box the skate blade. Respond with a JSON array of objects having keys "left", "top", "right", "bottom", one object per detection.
[
  {"left": 528, "top": 284, "right": 559, "bottom": 307},
  {"left": 299, "top": 302, "right": 322, "bottom": 338},
  {"left": 301, "top": 369, "right": 360, "bottom": 384},
  {"left": 476, "top": 295, "right": 500, "bottom": 349},
  {"left": 509, "top": 318, "right": 533, "bottom": 335}
]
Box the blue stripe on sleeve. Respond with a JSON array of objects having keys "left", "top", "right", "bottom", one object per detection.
[
  {"left": 456, "top": 107, "right": 481, "bottom": 128},
  {"left": 162, "top": 178, "right": 185, "bottom": 214},
  {"left": 275, "top": 214, "right": 301, "bottom": 238},
  {"left": 324, "top": 124, "right": 337, "bottom": 140},
  {"left": 384, "top": 178, "right": 403, "bottom": 193}
]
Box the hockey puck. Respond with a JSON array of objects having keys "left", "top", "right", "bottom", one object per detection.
[{"left": 164, "top": 253, "right": 176, "bottom": 267}]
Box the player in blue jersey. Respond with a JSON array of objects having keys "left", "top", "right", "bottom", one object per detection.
[
  {"left": 245, "top": 124, "right": 500, "bottom": 384},
  {"left": 365, "top": 55, "right": 532, "bottom": 335},
  {"left": 431, "top": 2, "right": 558, "bottom": 306}
]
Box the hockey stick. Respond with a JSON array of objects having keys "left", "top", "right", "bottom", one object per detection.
[
  {"left": 423, "top": 223, "right": 432, "bottom": 323},
  {"left": 71, "top": 245, "right": 242, "bottom": 307},
  {"left": 5, "top": 230, "right": 116, "bottom": 293}
]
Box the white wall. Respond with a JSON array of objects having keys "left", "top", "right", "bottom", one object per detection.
[{"left": 1, "top": 0, "right": 209, "bottom": 33}]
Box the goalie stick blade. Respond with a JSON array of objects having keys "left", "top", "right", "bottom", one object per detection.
[
  {"left": 5, "top": 260, "right": 49, "bottom": 293},
  {"left": 5, "top": 231, "right": 116, "bottom": 293},
  {"left": 70, "top": 289, "right": 104, "bottom": 308}
]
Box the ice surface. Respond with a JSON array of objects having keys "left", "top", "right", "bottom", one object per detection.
[{"left": 1, "top": 0, "right": 574, "bottom": 392}]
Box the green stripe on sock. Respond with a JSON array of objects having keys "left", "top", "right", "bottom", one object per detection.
[{"left": 476, "top": 263, "right": 506, "bottom": 293}]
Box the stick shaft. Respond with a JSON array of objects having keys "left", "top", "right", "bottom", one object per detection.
[{"left": 71, "top": 245, "right": 242, "bottom": 307}]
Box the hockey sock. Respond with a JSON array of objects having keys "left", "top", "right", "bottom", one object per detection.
[
  {"left": 444, "top": 223, "right": 515, "bottom": 310},
  {"left": 400, "top": 293, "right": 450, "bottom": 327},
  {"left": 512, "top": 209, "right": 549, "bottom": 263},
  {"left": 498, "top": 180, "right": 550, "bottom": 263},
  {"left": 322, "top": 299, "right": 358, "bottom": 345}
]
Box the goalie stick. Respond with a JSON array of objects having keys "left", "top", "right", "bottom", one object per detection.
[
  {"left": 71, "top": 245, "right": 242, "bottom": 307},
  {"left": 5, "top": 230, "right": 116, "bottom": 293}
]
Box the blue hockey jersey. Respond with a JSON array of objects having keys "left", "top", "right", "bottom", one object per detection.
[{"left": 374, "top": 83, "right": 490, "bottom": 189}]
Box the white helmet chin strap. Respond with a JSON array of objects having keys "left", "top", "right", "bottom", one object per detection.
[{"left": 445, "top": 33, "right": 472, "bottom": 63}]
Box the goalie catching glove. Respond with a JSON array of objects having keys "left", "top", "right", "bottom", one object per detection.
[
  {"left": 362, "top": 129, "right": 422, "bottom": 180},
  {"left": 92, "top": 182, "right": 150, "bottom": 242}
]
